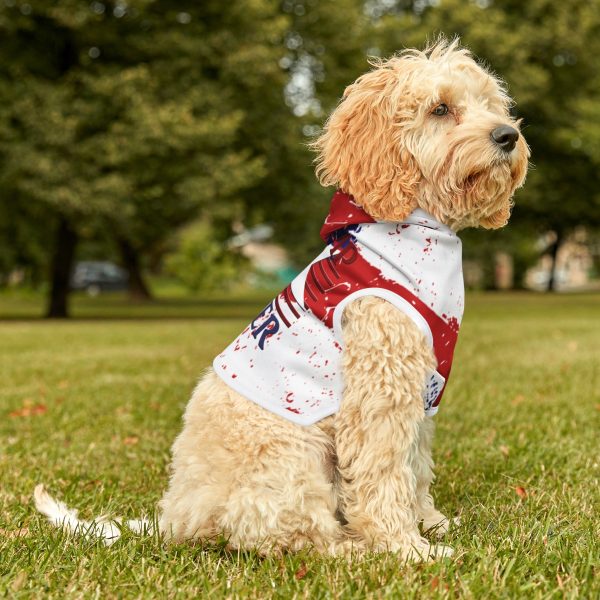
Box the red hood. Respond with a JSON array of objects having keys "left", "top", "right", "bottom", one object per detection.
[{"left": 320, "top": 191, "right": 376, "bottom": 242}]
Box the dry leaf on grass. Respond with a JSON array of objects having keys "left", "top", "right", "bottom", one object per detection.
[
  {"left": 430, "top": 576, "right": 449, "bottom": 592},
  {"left": 0, "top": 527, "right": 29, "bottom": 539},
  {"left": 123, "top": 436, "right": 139, "bottom": 446},
  {"left": 515, "top": 486, "right": 527, "bottom": 499},
  {"left": 9, "top": 403, "right": 47, "bottom": 418},
  {"left": 11, "top": 571, "right": 28, "bottom": 592},
  {"left": 83, "top": 479, "right": 101, "bottom": 489},
  {"left": 294, "top": 563, "right": 308, "bottom": 580},
  {"left": 485, "top": 429, "right": 497, "bottom": 444},
  {"left": 511, "top": 394, "right": 525, "bottom": 406},
  {"left": 499, "top": 445, "right": 510, "bottom": 457}
]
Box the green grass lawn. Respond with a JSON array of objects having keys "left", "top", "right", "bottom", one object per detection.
[{"left": 0, "top": 292, "right": 598, "bottom": 598}]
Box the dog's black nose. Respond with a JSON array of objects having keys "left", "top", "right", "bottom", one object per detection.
[{"left": 490, "top": 125, "right": 519, "bottom": 153}]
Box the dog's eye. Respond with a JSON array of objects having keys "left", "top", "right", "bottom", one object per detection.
[{"left": 432, "top": 103, "right": 449, "bottom": 116}]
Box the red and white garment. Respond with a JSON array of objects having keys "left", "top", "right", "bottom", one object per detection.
[{"left": 214, "top": 191, "right": 464, "bottom": 426}]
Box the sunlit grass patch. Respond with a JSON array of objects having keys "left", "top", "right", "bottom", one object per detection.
[{"left": 1, "top": 292, "right": 598, "bottom": 598}]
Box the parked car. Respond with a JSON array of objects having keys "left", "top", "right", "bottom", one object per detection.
[{"left": 70, "top": 261, "right": 129, "bottom": 296}]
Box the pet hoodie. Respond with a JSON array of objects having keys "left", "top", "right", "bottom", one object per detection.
[{"left": 214, "top": 190, "right": 464, "bottom": 426}]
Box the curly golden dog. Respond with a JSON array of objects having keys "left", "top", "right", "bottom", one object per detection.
[{"left": 36, "top": 39, "right": 529, "bottom": 561}]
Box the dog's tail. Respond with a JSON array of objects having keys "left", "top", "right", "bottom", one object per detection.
[{"left": 33, "top": 484, "right": 153, "bottom": 546}]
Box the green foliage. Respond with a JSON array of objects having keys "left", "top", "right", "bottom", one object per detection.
[
  {"left": 0, "top": 0, "right": 286, "bottom": 279},
  {"left": 0, "top": 190, "right": 53, "bottom": 285},
  {"left": 1, "top": 0, "right": 599, "bottom": 294},
  {"left": 164, "top": 221, "right": 246, "bottom": 292},
  {"left": 461, "top": 224, "right": 540, "bottom": 289}
]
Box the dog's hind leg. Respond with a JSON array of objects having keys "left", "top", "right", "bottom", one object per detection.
[
  {"left": 158, "top": 373, "right": 238, "bottom": 543},
  {"left": 335, "top": 297, "right": 453, "bottom": 561},
  {"left": 214, "top": 429, "right": 346, "bottom": 556},
  {"left": 159, "top": 372, "right": 351, "bottom": 555},
  {"left": 208, "top": 411, "right": 366, "bottom": 556}
]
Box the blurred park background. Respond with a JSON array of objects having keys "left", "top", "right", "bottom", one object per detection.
[{"left": 1, "top": 0, "right": 600, "bottom": 318}]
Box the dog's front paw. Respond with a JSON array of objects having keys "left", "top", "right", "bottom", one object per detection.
[
  {"left": 422, "top": 512, "right": 460, "bottom": 538},
  {"left": 399, "top": 541, "right": 454, "bottom": 563}
]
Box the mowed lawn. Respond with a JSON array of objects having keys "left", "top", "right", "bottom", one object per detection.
[{"left": 0, "top": 292, "right": 598, "bottom": 599}]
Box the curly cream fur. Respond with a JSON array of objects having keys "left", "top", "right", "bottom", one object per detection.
[
  {"left": 334, "top": 297, "right": 452, "bottom": 559},
  {"left": 158, "top": 371, "right": 346, "bottom": 554},
  {"left": 35, "top": 38, "right": 528, "bottom": 562}
]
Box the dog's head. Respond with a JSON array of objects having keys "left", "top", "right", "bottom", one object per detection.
[{"left": 312, "top": 38, "right": 529, "bottom": 230}]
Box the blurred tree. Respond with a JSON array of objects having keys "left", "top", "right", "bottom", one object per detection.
[
  {"left": 164, "top": 220, "right": 246, "bottom": 293},
  {"left": 0, "top": 1, "right": 281, "bottom": 315},
  {"left": 0, "top": 0, "right": 377, "bottom": 313}
]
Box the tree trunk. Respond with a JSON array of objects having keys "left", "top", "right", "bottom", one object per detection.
[
  {"left": 118, "top": 238, "right": 152, "bottom": 301},
  {"left": 46, "top": 217, "right": 78, "bottom": 318},
  {"left": 547, "top": 230, "right": 563, "bottom": 292}
]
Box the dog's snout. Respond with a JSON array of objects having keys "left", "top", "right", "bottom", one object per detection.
[{"left": 490, "top": 125, "right": 519, "bottom": 153}]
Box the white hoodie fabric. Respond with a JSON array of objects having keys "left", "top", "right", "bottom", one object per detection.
[{"left": 214, "top": 191, "right": 464, "bottom": 426}]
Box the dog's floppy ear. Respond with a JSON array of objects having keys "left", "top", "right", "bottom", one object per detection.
[
  {"left": 312, "top": 61, "right": 421, "bottom": 222},
  {"left": 479, "top": 203, "right": 513, "bottom": 229}
]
